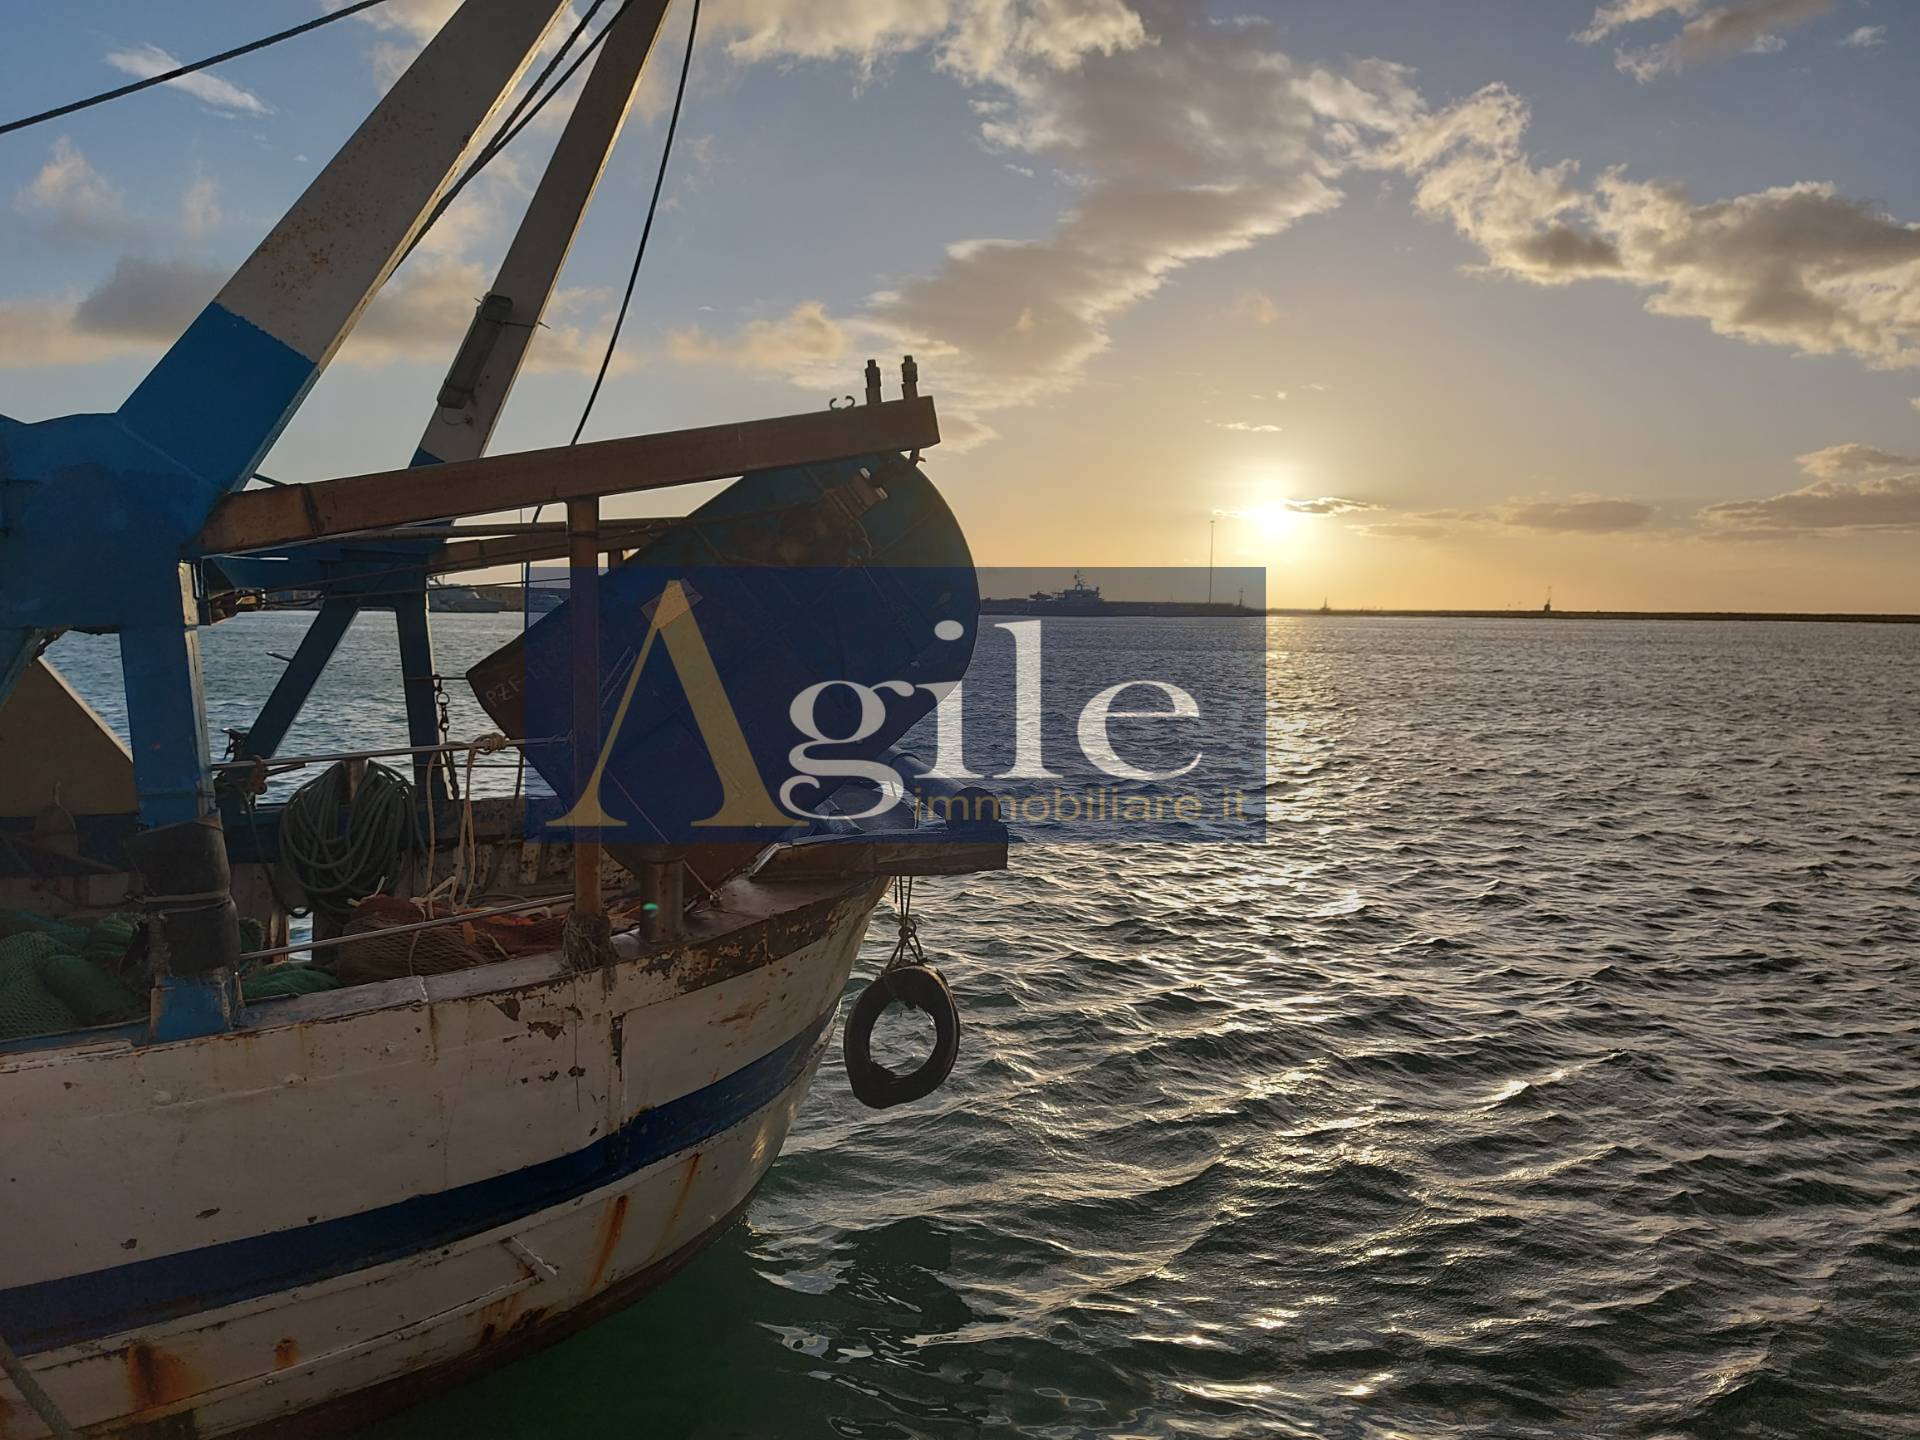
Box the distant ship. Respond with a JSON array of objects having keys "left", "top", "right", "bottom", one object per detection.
[
  {"left": 983, "top": 571, "right": 1258, "bottom": 618},
  {"left": 1024, "top": 570, "right": 1107, "bottom": 613}
]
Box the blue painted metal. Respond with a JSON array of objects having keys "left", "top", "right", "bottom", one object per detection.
[
  {"left": 0, "top": 1006, "right": 835, "bottom": 1356},
  {"left": 0, "top": 411, "right": 207, "bottom": 637},
  {"left": 148, "top": 972, "right": 242, "bottom": 1046},
  {"left": 0, "top": 2, "right": 589, "bottom": 1048},
  {"left": 234, "top": 599, "right": 360, "bottom": 764},
  {"left": 118, "top": 568, "right": 214, "bottom": 826},
  {"left": 214, "top": 419, "right": 456, "bottom": 788},
  {"left": 119, "top": 304, "right": 320, "bottom": 506},
  {"left": 394, "top": 590, "right": 452, "bottom": 800}
]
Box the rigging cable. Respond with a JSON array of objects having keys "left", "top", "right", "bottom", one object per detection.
[
  {"left": 407, "top": 0, "right": 623, "bottom": 259},
  {"left": 569, "top": 0, "right": 702, "bottom": 446},
  {"left": 0, "top": 0, "right": 396, "bottom": 139},
  {"left": 524, "top": 0, "right": 699, "bottom": 538}
]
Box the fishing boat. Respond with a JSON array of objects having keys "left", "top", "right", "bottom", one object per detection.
[{"left": 0, "top": 3, "right": 1003, "bottom": 1433}]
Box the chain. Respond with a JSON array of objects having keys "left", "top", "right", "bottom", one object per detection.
[{"left": 432, "top": 673, "right": 456, "bottom": 801}]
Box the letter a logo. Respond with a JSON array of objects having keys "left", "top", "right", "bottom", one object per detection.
[{"left": 551, "top": 579, "right": 791, "bottom": 830}]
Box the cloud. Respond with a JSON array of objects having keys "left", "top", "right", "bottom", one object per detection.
[
  {"left": 664, "top": 2, "right": 1421, "bottom": 443},
  {"left": 1704, "top": 442, "right": 1920, "bottom": 532},
  {"left": 0, "top": 298, "right": 142, "bottom": 369},
  {"left": 1230, "top": 291, "right": 1280, "bottom": 326},
  {"left": 1575, "top": 0, "right": 1702, "bottom": 44},
  {"left": 1215, "top": 420, "right": 1283, "bottom": 433},
  {"left": 340, "top": 1, "right": 592, "bottom": 114},
  {"left": 180, "top": 175, "right": 221, "bottom": 238},
  {"left": 1386, "top": 88, "right": 1623, "bottom": 286},
  {"left": 1839, "top": 25, "right": 1886, "bottom": 48},
  {"left": 1218, "top": 497, "right": 1377, "bottom": 520},
  {"left": 1502, "top": 498, "right": 1657, "bottom": 532},
  {"left": 370, "top": 41, "right": 423, "bottom": 90},
  {"left": 12, "top": 137, "right": 133, "bottom": 245},
  {"left": 0, "top": 257, "right": 219, "bottom": 370},
  {"left": 1361, "top": 499, "right": 1652, "bottom": 539},
  {"left": 1796, "top": 443, "right": 1920, "bottom": 478},
  {"left": 1360, "top": 520, "right": 1453, "bottom": 540},
  {"left": 1615, "top": 0, "right": 1837, "bottom": 81},
  {"left": 1284, "top": 496, "right": 1379, "bottom": 515},
  {"left": 348, "top": 258, "right": 619, "bottom": 372},
  {"left": 67, "top": 257, "right": 220, "bottom": 340},
  {"left": 1386, "top": 85, "right": 1920, "bottom": 369},
  {"left": 1703, "top": 473, "right": 1920, "bottom": 531},
  {"left": 326, "top": 0, "right": 460, "bottom": 43},
  {"left": 104, "top": 43, "right": 273, "bottom": 115},
  {"left": 0, "top": 251, "right": 621, "bottom": 376},
  {"left": 669, "top": 302, "right": 850, "bottom": 371}
]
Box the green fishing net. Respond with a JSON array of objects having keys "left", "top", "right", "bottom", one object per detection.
[
  {"left": 0, "top": 916, "right": 148, "bottom": 1040},
  {"left": 240, "top": 965, "right": 343, "bottom": 1001}
]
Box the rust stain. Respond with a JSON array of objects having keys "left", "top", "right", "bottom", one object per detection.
[
  {"left": 715, "top": 998, "right": 765, "bottom": 1029},
  {"left": 663, "top": 1153, "right": 705, "bottom": 1240},
  {"left": 125, "top": 1341, "right": 202, "bottom": 1413},
  {"left": 512, "top": 1305, "right": 548, "bottom": 1336},
  {"left": 476, "top": 1291, "right": 525, "bottom": 1348},
  {"left": 274, "top": 1337, "right": 299, "bottom": 1370},
  {"left": 585, "top": 1192, "right": 630, "bottom": 1291}
]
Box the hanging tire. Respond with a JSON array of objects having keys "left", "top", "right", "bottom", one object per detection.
[{"left": 842, "top": 963, "right": 960, "bottom": 1109}]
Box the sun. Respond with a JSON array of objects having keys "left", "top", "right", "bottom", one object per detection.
[{"left": 1243, "top": 502, "right": 1304, "bottom": 541}]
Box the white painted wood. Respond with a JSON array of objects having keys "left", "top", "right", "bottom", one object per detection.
[{"left": 0, "top": 876, "right": 884, "bottom": 1436}]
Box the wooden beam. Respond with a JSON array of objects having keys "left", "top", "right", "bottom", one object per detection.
[
  {"left": 196, "top": 397, "right": 940, "bottom": 555},
  {"left": 428, "top": 519, "right": 674, "bottom": 575}
]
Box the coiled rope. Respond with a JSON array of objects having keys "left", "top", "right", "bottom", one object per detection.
[{"left": 277, "top": 762, "right": 422, "bottom": 926}]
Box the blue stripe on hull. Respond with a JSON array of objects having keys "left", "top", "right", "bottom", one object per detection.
[{"left": 1, "top": 1010, "right": 834, "bottom": 1357}]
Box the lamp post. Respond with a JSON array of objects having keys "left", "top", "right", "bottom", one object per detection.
[{"left": 1208, "top": 517, "right": 1216, "bottom": 605}]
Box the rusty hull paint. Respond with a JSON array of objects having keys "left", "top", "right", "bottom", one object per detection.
[
  {"left": 658, "top": 1153, "right": 705, "bottom": 1256},
  {"left": 2, "top": 872, "right": 884, "bottom": 1438},
  {"left": 584, "top": 1194, "right": 630, "bottom": 1292},
  {"left": 125, "top": 1341, "right": 202, "bottom": 1416},
  {"left": 216, "top": 1192, "right": 756, "bottom": 1440}
]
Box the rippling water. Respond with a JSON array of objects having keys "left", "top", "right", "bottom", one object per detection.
[{"left": 49, "top": 615, "right": 1920, "bottom": 1438}]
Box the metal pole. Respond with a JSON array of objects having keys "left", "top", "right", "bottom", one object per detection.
[{"left": 565, "top": 497, "right": 607, "bottom": 962}]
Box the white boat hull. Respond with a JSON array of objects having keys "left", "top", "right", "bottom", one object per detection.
[{"left": 0, "top": 875, "right": 883, "bottom": 1437}]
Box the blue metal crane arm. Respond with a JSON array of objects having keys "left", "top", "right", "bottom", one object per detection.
[
  {"left": 0, "top": 1, "right": 574, "bottom": 825},
  {"left": 116, "top": 1, "right": 574, "bottom": 519}
]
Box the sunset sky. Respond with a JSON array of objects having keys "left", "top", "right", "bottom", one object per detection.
[{"left": 3, "top": 0, "right": 1918, "bottom": 610}]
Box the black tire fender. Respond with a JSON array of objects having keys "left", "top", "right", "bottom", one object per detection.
[{"left": 842, "top": 963, "right": 960, "bottom": 1109}]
